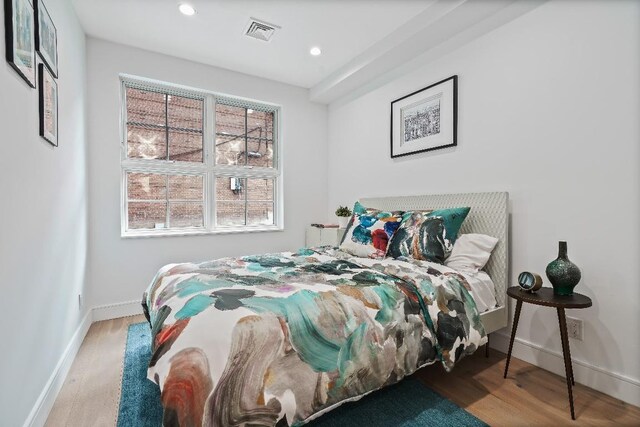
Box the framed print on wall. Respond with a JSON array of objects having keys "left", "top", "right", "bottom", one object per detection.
[
  {"left": 34, "top": 0, "right": 57, "bottom": 77},
  {"left": 39, "top": 63, "right": 58, "bottom": 146},
  {"left": 4, "top": 0, "right": 36, "bottom": 87},
  {"left": 390, "top": 75, "right": 457, "bottom": 158}
]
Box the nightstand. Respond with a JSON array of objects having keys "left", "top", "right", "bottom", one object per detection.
[
  {"left": 504, "top": 286, "right": 592, "bottom": 420},
  {"left": 305, "top": 226, "right": 346, "bottom": 247}
]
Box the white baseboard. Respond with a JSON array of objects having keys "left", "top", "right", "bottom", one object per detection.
[
  {"left": 491, "top": 332, "right": 640, "bottom": 407},
  {"left": 23, "top": 311, "right": 92, "bottom": 427},
  {"left": 92, "top": 300, "right": 143, "bottom": 322},
  {"left": 25, "top": 300, "right": 144, "bottom": 427}
]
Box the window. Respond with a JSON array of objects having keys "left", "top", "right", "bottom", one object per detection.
[{"left": 120, "top": 76, "right": 281, "bottom": 236}]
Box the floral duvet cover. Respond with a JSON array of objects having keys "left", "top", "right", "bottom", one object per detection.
[{"left": 143, "top": 247, "right": 487, "bottom": 426}]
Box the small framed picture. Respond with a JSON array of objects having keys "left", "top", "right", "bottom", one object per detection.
[
  {"left": 39, "top": 63, "right": 58, "bottom": 146},
  {"left": 391, "top": 75, "right": 457, "bottom": 158},
  {"left": 34, "top": 0, "right": 57, "bottom": 77},
  {"left": 4, "top": 0, "right": 37, "bottom": 87}
]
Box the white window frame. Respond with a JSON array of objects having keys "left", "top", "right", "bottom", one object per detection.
[{"left": 119, "top": 75, "right": 283, "bottom": 238}]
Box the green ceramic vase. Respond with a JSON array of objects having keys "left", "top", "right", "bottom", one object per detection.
[{"left": 545, "top": 241, "right": 581, "bottom": 296}]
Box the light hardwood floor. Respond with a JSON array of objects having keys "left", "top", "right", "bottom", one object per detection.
[
  {"left": 45, "top": 315, "right": 146, "bottom": 427},
  {"left": 47, "top": 316, "right": 640, "bottom": 426}
]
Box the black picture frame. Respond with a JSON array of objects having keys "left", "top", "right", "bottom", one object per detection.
[
  {"left": 390, "top": 75, "right": 458, "bottom": 158},
  {"left": 4, "top": 0, "right": 36, "bottom": 87},
  {"left": 38, "top": 63, "right": 58, "bottom": 146},
  {"left": 34, "top": 0, "right": 57, "bottom": 77}
]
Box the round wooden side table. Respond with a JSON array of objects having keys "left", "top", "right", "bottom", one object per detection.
[{"left": 504, "top": 286, "right": 592, "bottom": 420}]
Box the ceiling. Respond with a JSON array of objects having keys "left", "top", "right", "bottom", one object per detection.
[
  {"left": 72, "top": 0, "right": 432, "bottom": 88},
  {"left": 73, "top": 0, "right": 545, "bottom": 103}
]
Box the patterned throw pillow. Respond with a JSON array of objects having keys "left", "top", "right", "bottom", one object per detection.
[
  {"left": 386, "top": 207, "right": 471, "bottom": 264},
  {"left": 339, "top": 202, "right": 404, "bottom": 259}
]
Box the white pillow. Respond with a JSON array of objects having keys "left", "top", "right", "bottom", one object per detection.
[{"left": 445, "top": 233, "right": 498, "bottom": 272}]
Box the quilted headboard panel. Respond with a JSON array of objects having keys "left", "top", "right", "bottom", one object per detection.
[{"left": 360, "top": 192, "right": 509, "bottom": 307}]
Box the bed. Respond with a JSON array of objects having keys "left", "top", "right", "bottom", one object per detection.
[
  {"left": 143, "top": 191, "right": 509, "bottom": 426},
  {"left": 359, "top": 192, "right": 509, "bottom": 334}
]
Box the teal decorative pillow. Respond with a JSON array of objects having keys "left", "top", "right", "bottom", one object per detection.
[
  {"left": 339, "top": 202, "right": 404, "bottom": 259},
  {"left": 386, "top": 207, "right": 471, "bottom": 264}
]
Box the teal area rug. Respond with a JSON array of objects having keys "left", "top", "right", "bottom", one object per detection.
[
  {"left": 117, "top": 323, "right": 163, "bottom": 427},
  {"left": 118, "top": 322, "right": 488, "bottom": 427}
]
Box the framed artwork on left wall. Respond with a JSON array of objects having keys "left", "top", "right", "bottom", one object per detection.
[
  {"left": 34, "top": 0, "right": 57, "bottom": 77},
  {"left": 4, "top": 0, "right": 37, "bottom": 87},
  {"left": 39, "top": 63, "right": 58, "bottom": 146}
]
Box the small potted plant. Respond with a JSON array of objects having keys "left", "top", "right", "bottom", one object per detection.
[{"left": 335, "top": 205, "right": 352, "bottom": 229}]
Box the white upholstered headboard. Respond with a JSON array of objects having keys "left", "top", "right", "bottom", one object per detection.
[{"left": 360, "top": 192, "right": 509, "bottom": 309}]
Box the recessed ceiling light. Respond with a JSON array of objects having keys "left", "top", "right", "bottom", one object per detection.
[
  {"left": 178, "top": 3, "right": 196, "bottom": 16},
  {"left": 310, "top": 47, "right": 322, "bottom": 56}
]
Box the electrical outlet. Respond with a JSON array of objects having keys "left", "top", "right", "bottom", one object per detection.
[
  {"left": 566, "top": 317, "right": 583, "bottom": 340},
  {"left": 78, "top": 293, "right": 83, "bottom": 309}
]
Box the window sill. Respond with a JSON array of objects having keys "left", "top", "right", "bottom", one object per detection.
[{"left": 121, "top": 225, "right": 284, "bottom": 239}]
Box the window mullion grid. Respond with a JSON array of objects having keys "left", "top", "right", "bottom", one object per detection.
[
  {"left": 121, "top": 158, "right": 206, "bottom": 174},
  {"left": 212, "top": 165, "right": 279, "bottom": 178},
  {"left": 120, "top": 81, "right": 128, "bottom": 162},
  {"left": 120, "top": 81, "right": 128, "bottom": 234},
  {"left": 165, "top": 174, "right": 170, "bottom": 229},
  {"left": 123, "top": 163, "right": 207, "bottom": 232},
  {"left": 164, "top": 93, "right": 169, "bottom": 161},
  {"left": 274, "top": 109, "right": 280, "bottom": 227},
  {"left": 122, "top": 171, "right": 128, "bottom": 234},
  {"left": 244, "top": 107, "right": 248, "bottom": 166},
  {"left": 206, "top": 95, "right": 216, "bottom": 230},
  {"left": 244, "top": 108, "right": 248, "bottom": 226},
  {"left": 244, "top": 177, "right": 248, "bottom": 226},
  {"left": 121, "top": 77, "right": 281, "bottom": 236}
]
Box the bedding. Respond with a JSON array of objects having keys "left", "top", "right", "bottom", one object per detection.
[
  {"left": 143, "top": 247, "right": 487, "bottom": 426},
  {"left": 453, "top": 270, "right": 496, "bottom": 313},
  {"left": 397, "top": 254, "right": 497, "bottom": 313},
  {"left": 445, "top": 233, "right": 499, "bottom": 272},
  {"left": 386, "top": 207, "right": 471, "bottom": 263},
  {"left": 338, "top": 201, "right": 403, "bottom": 258}
]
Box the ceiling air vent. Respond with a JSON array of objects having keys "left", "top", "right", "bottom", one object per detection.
[{"left": 244, "top": 18, "right": 280, "bottom": 42}]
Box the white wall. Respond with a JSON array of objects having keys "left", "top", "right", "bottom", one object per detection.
[
  {"left": 86, "top": 38, "right": 328, "bottom": 308},
  {"left": 0, "top": 0, "right": 88, "bottom": 425},
  {"left": 327, "top": 0, "right": 639, "bottom": 405}
]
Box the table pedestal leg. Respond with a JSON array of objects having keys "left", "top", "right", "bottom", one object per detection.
[
  {"left": 557, "top": 307, "right": 576, "bottom": 420},
  {"left": 503, "top": 299, "right": 522, "bottom": 378}
]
